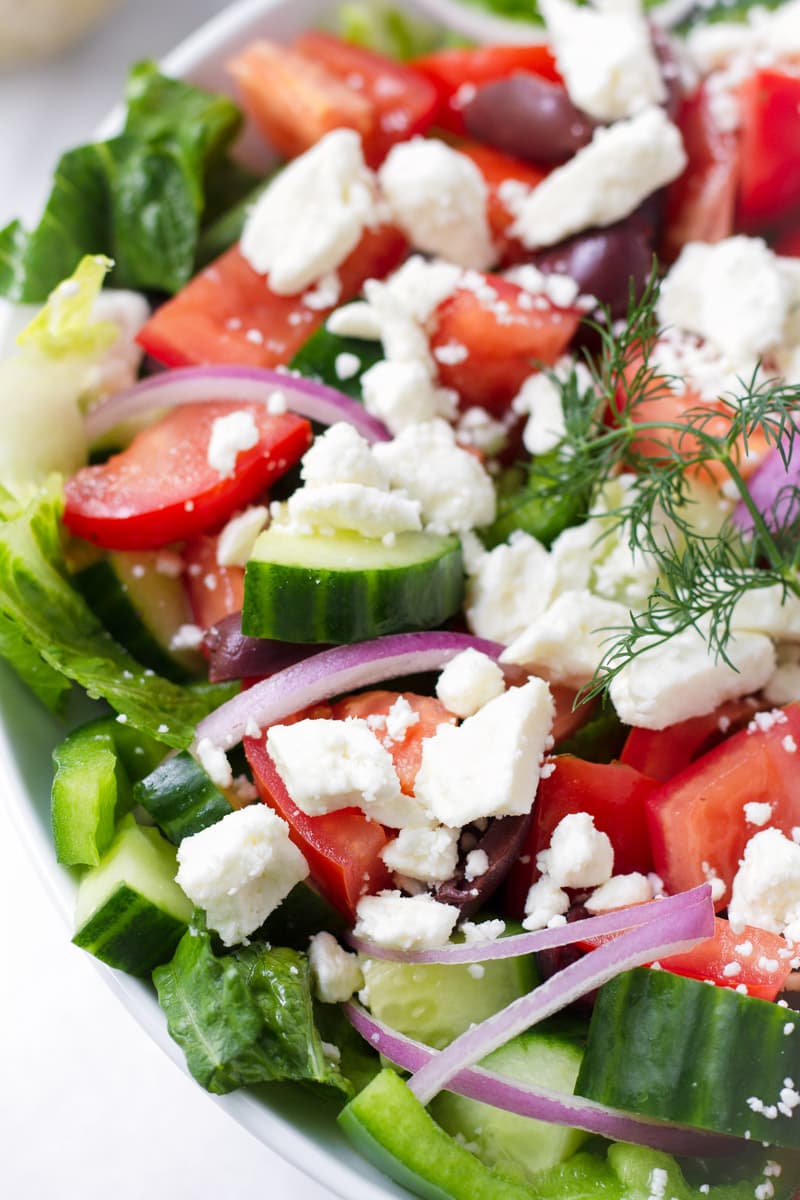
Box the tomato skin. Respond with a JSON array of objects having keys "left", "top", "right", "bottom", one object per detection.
[
  {"left": 183, "top": 534, "right": 245, "bottom": 630},
  {"left": 414, "top": 45, "right": 560, "bottom": 134},
  {"left": 658, "top": 918, "right": 793, "bottom": 1001},
  {"left": 431, "top": 275, "right": 579, "bottom": 415},
  {"left": 456, "top": 140, "right": 548, "bottom": 262},
  {"left": 63, "top": 403, "right": 311, "bottom": 551},
  {"left": 137, "top": 227, "right": 407, "bottom": 370},
  {"left": 620, "top": 699, "right": 759, "bottom": 783},
  {"left": 646, "top": 704, "right": 800, "bottom": 902},
  {"left": 774, "top": 226, "right": 800, "bottom": 257},
  {"left": 662, "top": 86, "right": 739, "bottom": 262},
  {"left": 738, "top": 69, "right": 800, "bottom": 231},
  {"left": 504, "top": 756, "right": 656, "bottom": 918}
]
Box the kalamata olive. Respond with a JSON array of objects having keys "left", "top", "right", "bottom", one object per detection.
[
  {"left": 435, "top": 813, "right": 532, "bottom": 917},
  {"left": 535, "top": 222, "right": 654, "bottom": 319},
  {"left": 463, "top": 73, "right": 595, "bottom": 166},
  {"left": 204, "top": 612, "right": 321, "bottom": 682}
]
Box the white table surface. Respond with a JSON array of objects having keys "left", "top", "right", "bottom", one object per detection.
[{"left": 0, "top": 4, "right": 332, "bottom": 1196}]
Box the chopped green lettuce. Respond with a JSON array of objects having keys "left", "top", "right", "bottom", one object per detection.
[
  {"left": 0, "top": 62, "right": 243, "bottom": 302},
  {"left": 153, "top": 923, "right": 353, "bottom": 1097},
  {"left": 17, "top": 254, "right": 116, "bottom": 359},
  {"left": 0, "top": 486, "right": 219, "bottom": 747}
]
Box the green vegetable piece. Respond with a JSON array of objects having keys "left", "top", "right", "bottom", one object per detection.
[
  {"left": 73, "top": 814, "right": 191, "bottom": 975},
  {"left": 153, "top": 924, "right": 351, "bottom": 1097},
  {"left": 133, "top": 751, "right": 232, "bottom": 845},
  {"left": 336, "top": 2, "right": 445, "bottom": 58},
  {"left": 556, "top": 703, "right": 629, "bottom": 763},
  {"left": 481, "top": 451, "right": 589, "bottom": 550},
  {"left": 607, "top": 1144, "right": 798, "bottom": 1200},
  {"left": 289, "top": 325, "right": 382, "bottom": 400},
  {"left": 51, "top": 721, "right": 132, "bottom": 866},
  {"left": 576, "top": 968, "right": 800, "bottom": 1149},
  {"left": 259, "top": 881, "right": 347, "bottom": 949},
  {"left": 339, "top": 1067, "right": 535, "bottom": 1200},
  {"left": 195, "top": 174, "right": 274, "bottom": 268},
  {"left": 0, "top": 609, "right": 70, "bottom": 712}
]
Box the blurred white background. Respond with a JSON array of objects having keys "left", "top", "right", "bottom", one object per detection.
[{"left": 0, "top": 2, "right": 332, "bottom": 1196}]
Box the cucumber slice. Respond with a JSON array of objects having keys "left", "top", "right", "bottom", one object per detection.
[
  {"left": 576, "top": 968, "right": 800, "bottom": 1149},
  {"left": 51, "top": 721, "right": 132, "bottom": 867},
  {"left": 431, "top": 1031, "right": 588, "bottom": 1181},
  {"left": 74, "top": 551, "right": 203, "bottom": 682},
  {"left": 133, "top": 751, "right": 232, "bottom": 845},
  {"left": 360, "top": 940, "right": 537, "bottom": 1051},
  {"left": 289, "top": 325, "right": 382, "bottom": 400},
  {"left": 243, "top": 527, "right": 464, "bottom": 643},
  {"left": 73, "top": 814, "right": 192, "bottom": 976},
  {"left": 481, "top": 452, "right": 588, "bottom": 551}
]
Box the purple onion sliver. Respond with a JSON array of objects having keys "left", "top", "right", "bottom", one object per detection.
[
  {"left": 345, "top": 884, "right": 710, "bottom": 964},
  {"left": 343, "top": 1000, "right": 737, "bottom": 1157},
  {"left": 733, "top": 443, "right": 800, "bottom": 533},
  {"left": 84, "top": 364, "right": 391, "bottom": 444},
  {"left": 193, "top": 631, "right": 506, "bottom": 751},
  {"left": 407, "top": 889, "right": 714, "bottom": 1106}
]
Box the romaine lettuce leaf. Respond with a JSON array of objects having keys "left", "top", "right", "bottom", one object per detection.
[
  {"left": 153, "top": 923, "right": 353, "bottom": 1098},
  {"left": 0, "top": 62, "right": 242, "bottom": 302}
]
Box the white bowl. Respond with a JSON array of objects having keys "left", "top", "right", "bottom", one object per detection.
[{"left": 0, "top": 3, "right": 446, "bottom": 1196}]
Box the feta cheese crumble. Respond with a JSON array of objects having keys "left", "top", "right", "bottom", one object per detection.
[
  {"left": 729, "top": 829, "right": 800, "bottom": 939},
  {"left": 523, "top": 875, "right": 570, "bottom": 932},
  {"left": 538, "top": 812, "right": 614, "bottom": 889},
  {"left": 380, "top": 825, "right": 460, "bottom": 883},
  {"left": 586, "top": 872, "right": 654, "bottom": 913},
  {"left": 354, "top": 891, "right": 459, "bottom": 950},
  {"left": 308, "top": 931, "right": 364, "bottom": 1003},
  {"left": 435, "top": 648, "right": 506, "bottom": 718},
  {"left": 206, "top": 410, "right": 259, "bottom": 477},
  {"left": 466, "top": 531, "right": 556, "bottom": 646},
  {"left": 216, "top": 505, "right": 269, "bottom": 567}
]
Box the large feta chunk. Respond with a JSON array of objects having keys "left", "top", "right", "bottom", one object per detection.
[
  {"left": 378, "top": 138, "right": 495, "bottom": 270},
  {"left": 175, "top": 805, "right": 309, "bottom": 946},
  {"left": 609, "top": 626, "right": 775, "bottom": 730},
  {"left": 414, "top": 678, "right": 555, "bottom": 827},
  {"left": 502, "top": 590, "right": 630, "bottom": 687},
  {"left": 765, "top": 645, "right": 800, "bottom": 706},
  {"left": 466, "top": 531, "right": 556, "bottom": 646},
  {"left": 538, "top": 812, "right": 614, "bottom": 889},
  {"left": 657, "top": 237, "right": 791, "bottom": 364},
  {"left": 585, "top": 871, "right": 654, "bottom": 913},
  {"left": 360, "top": 359, "right": 456, "bottom": 436},
  {"left": 241, "top": 129, "right": 379, "bottom": 294},
  {"left": 308, "top": 931, "right": 364, "bottom": 1003},
  {"left": 285, "top": 481, "right": 422, "bottom": 538},
  {"left": 510, "top": 106, "right": 686, "bottom": 249},
  {"left": 731, "top": 585, "right": 800, "bottom": 642},
  {"left": 729, "top": 828, "right": 800, "bottom": 939},
  {"left": 380, "top": 826, "right": 460, "bottom": 883},
  {"left": 300, "top": 422, "right": 388, "bottom": 491},
  {"left": 373, "top": 419, "right": 496, "bottom": 534},
  {"left": 354, "top": 891, "right": 459, "bottom": 950},
  {"left": 540, "top": 0, "right": 666, "bottom": 122},
  {"left": 207, "top": 410, "right": 259, "bottom": 477},
  {"left": 435, "top": 648, "right": 506, "bottom": 718}
]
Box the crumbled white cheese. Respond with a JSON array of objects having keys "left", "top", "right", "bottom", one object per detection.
[
  {"left": 372, "top": 419, "right": 496, "bottom": 534},
  {"left": 216, "top": 505, "right": 269, "bottom": 567},
  {"left": 461, "top": 918, "right": 506, "bottom": 945},
  {"left": 169, "top": 623, "right": 205, "bottom": 652},
  {"left": 502, "top": 590, "right": 630, "bottom": 687},
  {"left": 381, "top": 825, "right": 460, "bottom": 883},
  {"left": 510, "top": 106, "right": 686, "bottom": 249},
  {"left": 207, "top": 410, "right": 259, "bottom": 477},
  {"left": 354, "top": 891, "right": 459, "bottom": 950},
  {"left": 360, "top": 358, "right": 456, "bottom": 435},
  {"left": 522, "top": 875, "right": 570, "bottom": 931},
  {"left": 744, "top": 801, "right": 774, "bottom": 828},
  {"left": 586, "top": 872, "right": 654, "bottom": 913},
  {"left": 378, "top": 138, "right": 495, "bottom": 270},
  {"left": 195, "top": 737, "right": 233, "bottom": 789},
  {"left": 327, "top": 300, "right": 382, "bottom": 341},
  {"left": 730, "top": 585, "right": 800, "bottom": 642},
  {"left": 241, "top": 128, "right": 379, "bottom": 294},
  {"left": 414, "top": 678, "right": 555, "bottom": 827},
  {"left": 285, "top": 481, "right": 422, "bottom": 538},
  {"left": 539, "top": 0, "right": 666, "bottom": 122},
  {"left": 729, "top": 829, "right": 800, "bottom": 939},
  {"left": 538, "top": 812, "right": 614, "bottom": 889},
  {"left": 455, "top": 407, "right": 509, "bottom": 457},
  {"left": 267, "top": 718, "right": 400, "bottom": 816},
  {"left": 378, "top": 256, "right": 464, "bottom": 325},
  {"left": 300, "top": 422, "right": 388, "bottom": 491},
  {"left": 435, "top": 649, "right": 506, "bottom": 718},
  {"left": 384, "top": 695, "right": 421, "bottom": 743},
  {"left": 308, "top": 931, "right": 364, "bottom": 1003},
  {"left": 176, "top": 805, "right": 309, "bottom": 946},
  {"left": 465, "top": 848, "right": 490, "bottom": 882},
  {"left": 466, "top": 530, "right": 556, "bottom": 646},
  {"left": 609, "top": 626, "right": 775, "bottom": 730},
  {"left": 335, "top": 351, "right": 362, "bottom": 381},
  {"left": 765, "top": 645, "right": 800, "bottom": 706},
  {"left": 302, "top": 271, "right": 341, "bottom": 311},
  {"left": 91, "top": 289, "right": 150, "bottom": 398}
]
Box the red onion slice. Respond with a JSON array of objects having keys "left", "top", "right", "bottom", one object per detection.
[
  {"left": 346, "top": 885, "right": 708, "bottom": 964},
  {"left": 344, "top": 1000, "right": 737, "bottom": 1157},
  {"left": 193, "top": 631, "right": 505, "bottom": 751},
  {"left": 406, "top": 887, "right": 713, "bottom": 1106},
  {"left": 85, "top": 364, "right": 391, "bottom": 444}
]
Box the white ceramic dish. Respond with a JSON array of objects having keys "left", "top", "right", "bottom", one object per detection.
[{"left": 0, "top": 2, "right": 450, "bottom": 1197}]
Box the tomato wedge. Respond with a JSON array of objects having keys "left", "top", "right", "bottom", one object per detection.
[
  {"left": 620, "top": 699, "right": 760, "bottom": 783},
  {"left": 738, "top": 68, "right": 800, "bottom": 231},
  {"left": 138, "top": 227, "right": 407, "bottom": 370},
  {"left": 183, "top": 534, "right": 245, "bottom": 630},
  {"left": 456, "top": 140, "right": 548, "bottom": 263},
  {"left": 64, "top": 403, "right": 311, "bottom": 551},
  {"left": 431, "top": 274, "right": 580, "bottom": 415},
  {"left": 504, "top": 756, "right": 656, "bottom": 918},
  {"left": 646, "top": 704, "right": 800, "bottom": 902},
  {"left": 414, "top": 45, "right": 560, "bottom": 134}
]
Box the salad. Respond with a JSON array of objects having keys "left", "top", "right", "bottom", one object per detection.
[{"left": 4, "top": 0, "right": 800, "bottom": 1196}]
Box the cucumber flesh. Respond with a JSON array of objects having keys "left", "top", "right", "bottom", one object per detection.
[
  {"left": 51, "top": 722, "right": 132, "bottom": 867},
  {"left": 74, "top": 551, "right": 203, "bottom": 682},
  {"left": 73, "top": 814, "right": 192, "bottom": 976},
  {"left": 243, "top": 526, "right": 464, "bottom": 643},
  {"left": 576, "top": 967, "right": 800, "bottom": 1149},
  {"left": 133, "top": 750, "right": 232, "bottom": 845},
  {"left": 431, "top": 1031, "right": 588, "bottom": 1181}
]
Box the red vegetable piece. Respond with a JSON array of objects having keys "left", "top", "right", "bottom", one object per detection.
[
  {"left": 504, "top": 756, "right": 656, "bottom": 918},
  {"left": 620, "top": 699, "right": 760, "bottom": 783},
  {"left": 63, "top": 402, "right": 311, "bottom": 551},
  {"left": 183, "top": 534, "right": 245, "bottom": 631},
  {"left": 137, "top": 228, "right": 407, "bottom": 370},
  {"left": 658, "top": 917, "right": 793, "bottom": 1001},
  {"left": 738, "top": 68, "right": 800, "bottom": 231},
  {"left": 646, "top": 704, "right": 800, "bottom": 903},
  {"left": 431, "top": 274, "right": 579, "bottom": 415},
  {"left": 456, "top": 139, "right": 548, "bottom": 263}
]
